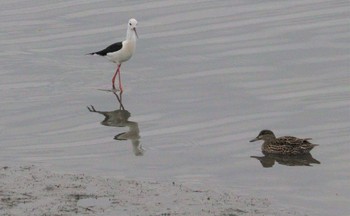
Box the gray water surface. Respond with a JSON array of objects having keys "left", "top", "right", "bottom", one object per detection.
[{"left": 1, "top": 1, "right": 349, "bottom": 215}]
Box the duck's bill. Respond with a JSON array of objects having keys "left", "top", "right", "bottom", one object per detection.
[{"left": 249, "top": 137, "right": 259, "bottom": 142}]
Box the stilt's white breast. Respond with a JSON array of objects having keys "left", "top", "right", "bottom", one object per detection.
[{"left": 106, "top": 40, "right": 135, "bottom": 64}]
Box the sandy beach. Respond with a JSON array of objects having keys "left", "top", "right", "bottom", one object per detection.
[{"left": 0, "top": 165, "right": 304, "bottom": 216}]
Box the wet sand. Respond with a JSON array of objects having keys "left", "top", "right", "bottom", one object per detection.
[{"left": 0, "top": 165, "right": 303, "bottom": 216}]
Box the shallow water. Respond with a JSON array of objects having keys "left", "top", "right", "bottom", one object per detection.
[{"left": 1, "top": 0, "right": 349, "bottom": 215}]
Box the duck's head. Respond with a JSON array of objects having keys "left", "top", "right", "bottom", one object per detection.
[{"left": 250, "top": 130, "right": 276, "bottom": 142}]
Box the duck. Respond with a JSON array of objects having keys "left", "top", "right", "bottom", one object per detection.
[{"left": 250, "top": 130, "right": 318, "bottom": 155}]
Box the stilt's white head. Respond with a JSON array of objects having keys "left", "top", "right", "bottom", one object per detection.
[{"left": 127, "top": 18, "right": 138, "bottom": 39}]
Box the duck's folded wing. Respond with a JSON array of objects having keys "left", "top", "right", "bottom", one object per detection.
[{"left": 276, "top": 136, "right": 305, "bottom": 145}]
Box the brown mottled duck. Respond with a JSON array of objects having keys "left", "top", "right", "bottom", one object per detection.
[{"left": 250, "top": 130, "right": 318, "bottom": 155}]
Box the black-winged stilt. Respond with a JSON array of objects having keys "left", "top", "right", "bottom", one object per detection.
[{"left": 88, "top": 18, "right": 138, "bottom": 92}]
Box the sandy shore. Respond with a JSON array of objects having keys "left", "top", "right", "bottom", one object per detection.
[{"left": 0, "top": 165, "right": 303, "bottom": 216}]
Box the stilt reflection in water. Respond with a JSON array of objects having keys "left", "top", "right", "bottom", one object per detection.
[{"left": 87, "top": 92, "right": 143, "bottom": 156}]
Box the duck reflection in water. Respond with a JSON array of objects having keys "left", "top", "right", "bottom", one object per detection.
[
  {"left": 251, "top": 153, "right": 320, "bottom": 168},
  {"left": 87, "top": 92, "right": 143, "bottom": 156}
]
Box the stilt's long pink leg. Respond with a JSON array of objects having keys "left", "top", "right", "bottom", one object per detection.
[
  {"left": 118, "top": 67, "right": 123, "bottom": 93},
  {"left": 112, "top": 64, "right": 121, "bottom": 90}
]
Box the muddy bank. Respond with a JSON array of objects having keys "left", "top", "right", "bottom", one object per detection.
[{"left": 0, "top": 165, "right": 303, "bottom": 216}]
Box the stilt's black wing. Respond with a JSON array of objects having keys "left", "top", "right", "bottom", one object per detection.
[{"left": 89, "top": 42, "right": 123, "bottom": 56}]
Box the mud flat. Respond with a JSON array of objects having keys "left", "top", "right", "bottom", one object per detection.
[{"left": 0, "top": 165, "right": 305, "bottom": 216}]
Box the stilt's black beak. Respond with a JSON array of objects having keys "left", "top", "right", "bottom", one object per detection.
[{"left": 134, "top": 28, "right": 138, "bottom": 39}]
